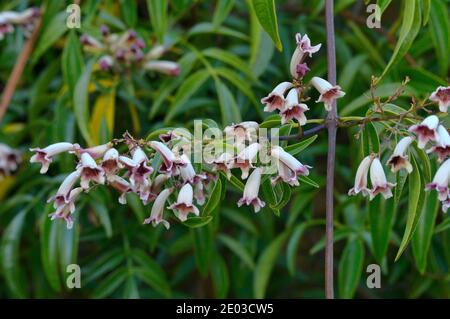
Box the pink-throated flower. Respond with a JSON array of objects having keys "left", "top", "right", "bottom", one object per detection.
[
  {"left": 101, "top": 148, "right": 120, "bottom": 181},
  {"left": 348, "top": 155, "right": 374, "bottom": 197},
  {"left": 47, "top": 171, "right": 81, "bottom": 209},
  {"left": 442, "top": 199, "right": 450, "bottom": 213},
  {"left": 427, "top": 125, "right": 450, "bottom": 162},
  {"left": 99, "top": 55, "right": 114, "bottom": 71},
  {"left": 280, "top": 89, "right": 309, "bottom": 125},
  {"left": 0, "top": 143, "right": 21, "bottom": 175},
  {"left": 72, "top": 142, "right": 113, "bottom": 159},
  {"left": 168, "top": 183, "right": 199, "bottom": 222},
  {"left": 49, "top": 187, "right": 83, "bottom": 229},
  {"left": 149, "top": 141, "right": 186, "bottom": 176},
  {"left": 260, "top": 82, "right": 293, "bottom": 112},
  {"left": 109, "top": 175, "right": 132, "bottom": 204},
  {"left": 310, "top": 76, "right": 345, "bottom": 111},
  {"left": 144, "top": 61, "right": 180, "bottom": 76},
  {"left": 271, "top": 146, "right": 311, "bottom": 182},
  {"left": 129, "top": 147, "right": 153, "bottom": 198},
  {"left": 289, "top": 33, "right": 321, "bottom": 78},
  {"left": 144, "top": 188, "right": 172, "bottom": 229},
  {"left": 237, "top": 168, "right": 265, "bottom": 213},
  {"left": 232, "top": 143, "right": 260, "bottom": 179},
  {"left": 179, "top": 154, "right": 196, "bottom": 184},
  {"left": 430, "top": 86, "right": 450, "bottom": 113},
  {"left": 224, "top": 121, "right": 259, "bottom": 142},
  {"left": 210, "top": 152, "right": 234, "bottom": 179},
  {"left": 387, "top": 136, "right": 414, "bottom": 173},
  {"left": 271, "top": 160, "right": 299, "bottom": 186},
  {"left": 30, "top": 142, "right": 75, "bottom": 174},
  {"left": 425, "top": 158, "right": 450, "bottom": 201},
  {"left": 76, "top": 153, "right": 105, "bottom": 189},
  {"left": 408, "top": 115, "right": 440, "bottom": 149},
  {"left": 369, "top": 157, "right": 396, "bottom": 200}
]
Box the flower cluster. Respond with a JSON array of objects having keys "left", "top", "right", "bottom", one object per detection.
[
  {"left": 80, "top": 25, "right": 179, "bottom": 75},
  {"left": 261, "top": 33, "right": 345, "bottom": 125},
  {"left": 0, "top": 144, "right": 21, "bottom": 178},
  {"left": 0, "top": 8, "right": 40, "bottom": 40},
  {"left": 349, "top": 112, "right": 450, "bottom": 213},
  {"left": 30, "top": 121, "right": 312, "bottom": 229}
]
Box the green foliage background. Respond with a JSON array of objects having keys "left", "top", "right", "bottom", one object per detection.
[{"left": 0, "top": 0, "right": 449, "bottom": 298}]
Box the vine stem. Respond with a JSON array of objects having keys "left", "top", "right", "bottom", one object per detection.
[{"left": 325, "top": 0, "right": 337, "bottom": 299}]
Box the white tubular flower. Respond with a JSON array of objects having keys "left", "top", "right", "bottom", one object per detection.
[
  {"left": 271, "top": 161, "right": 299, "bottom": 186},
  {"left": 144, "top": 188, "right": 172, "bottom": 229},
  {"left": 211, "top": 152, "right": 234, "bottom": 179},
  {"left": 425, "top": 158, "right": 450, "bottom": 201},
  {"left": 237, "top": 168, "right": 265, "bottom": 213},
  {"left": 76, "top": 153, "right": 105, "bottom": 189},
  {"left": 47, "top": 171, "right": 81, "bottom": 209},
  {"left": 233, "top": 143, "right": 260, "bottom": 179},
  {"left": 101, "top": 148, "right": 120, "bottom": 181},
  {"left": 30, "top": 142, "right": 75, "bottom": 174},
  {"left": 109, "top": 175, "right": 132, "bottom": 204},
  {"left": 289, "top": 33, "right": 321, "bottom": 78},
  {"left": 369, "top": 158, "right": 396, "bottom": 200},
  {"left": 168, "top": 183, "right": 199, "bottom": 222},
  {"left": 348, "top": 155, "right": 373, "bottom": 196},
  {"left": 280, "top": 89, "right": 309, "bottom": 125},
  {"left": 427, "top": 125, "right": 450, "bottom": 162},
  {"left": 179, "top": 154, "right": 196, "bottom": 184},
  {"left": 260, "top": 82, "right": 293, "bottom": 112},
  {"left": 194, "top": 179, "right": 206, "bottom": 205},
  {"left": 149, "top": 141, "right": 186, "bottom": 176},
  {"left": 387, "top": 136, "right": 414, "bottom": 173},
  {"left": 72, "top": 142, "right": 113, "bottom": 159},
  {"left": 151, "top": 174, "right": 168, "bottom": 194},
  {"left": 80, "top": 34, "right": 104, "bottom": 52},
  {"left": 224, "top": 121, "right": 259, "bottom": 142},
  {"left": 271, "top": 146, "right": 311, "bottom": 180},
  {"left": 145, "top": 44, "right": 166, "bottom": 60},
  {"left": 49, "top": 187, "right": 83, "bottom": 229},
  {"left": 144, "top": 61, "right": 180, "bottom": 76},
  {"left": 430, "top": 86, "right": 450, "bottom": 113},
  {"left": 310, "top": 76, "right": 345, "bottom": 111},
  {"left": 408, "top": 115, "right": 440, "bottom": 149}
]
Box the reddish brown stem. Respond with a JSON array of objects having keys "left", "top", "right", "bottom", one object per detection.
[{"left": 0, "top": 15, "right": 42, "bottom": 122}]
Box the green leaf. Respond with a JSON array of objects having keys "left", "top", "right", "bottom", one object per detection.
[
  {"left": 215, "top": 79, "right": 242, "bottom": 126},
  {"left": 366, "top": 122, "right": 380, "bottom": 154},
  {"left": 203, "top": 47, "right": 254, "bottom": 79},
  {"left": 146, "top": 0, "right": 168, "bottom": 42},
  {"left": 218, "top": 234, "right": 255, "bottom": 269},
  {"left": 284, "top": 135, "right": 318, "bottom": 156},
  {"left": 338, "top": 237, "right": 364, "bottom": 299},
  {"left": 369, "top": 196, "right": 395, "bottom": 263},
  {"left": 164, "top": 69, "right": 210, "bottom": 124},
  {"left": 299, "top": 175, "right": 319, "bottom": 188},
  {"left": 395, "top": 155, "right": 424, "bottom": 261},
  {"left": 286, "top": 223, "right": 308, "bottom": 276},
  {"left": 62, "top": 31, "right": 84, "bottom": 96},
  {"left": 188, "top": 22, "right": 248, "bottom": 40},
  {"left": 212, "top": 0, "right": 235, "bottom": 27},
  {"left": 202, "top": 177, "right": 222, "bottom": 216},
  {"left": 250, "top": 0, "right": 282, "bottom": 51},
  {"left": 1, "top": 210, "right": 27, "bottom": 298},
  {"left": 377, "top": 0, "right": 392, "bottom": 15},
  {"left": 90, "top": 195, "right": 113, "bottom": 238},
  {"left": 33, "top": 12, "right": 68, "bottom": 63},
  {"left": 92, "top": 268, "right": 128, "bottom": 298},
  {"left": 429, "top": 0, "right": 450, "bottom": 77},
  {"left": 422, "top": 0, "right": 431, "bottom": 26},
  {"left": 183, "top": 216, "right": 214, "bottom": 228},
  {"left": 73, "top": 59, "right": 95, "bottom": 146},
  {"left": 412, "top": 192, "right": 439, "bottom": 273},
  {"left": 211, "top": 252, "right": 229, "bottom": 298},
  {"left": 192, "top": 226, "right": 213, "bottom": 276},
  {"left": 58, "top": 222, "right": 79, "bottom": 276},
  {"left": 40, "top": 204, "right": 62, "bottom": 292},
  {"left": 120, "top": 0, "right": 137, "bottom": 27},
  {"left": 253, "top": 231, "right": 288, "bottom": 298},
  {"left": 378, "top": 0, "right": 422, "bottom": 82}
]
